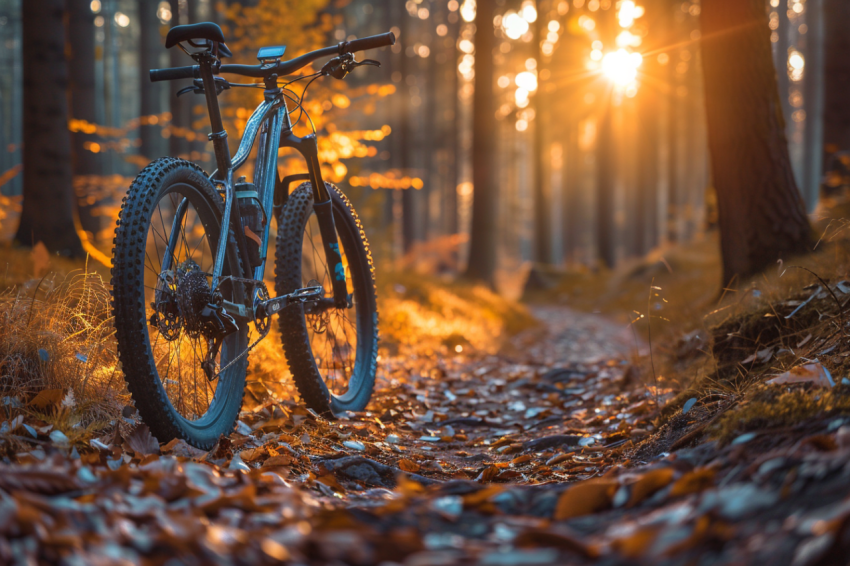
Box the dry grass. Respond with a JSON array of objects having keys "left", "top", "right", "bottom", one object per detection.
[
  {"left": 0, "top": 239, "right": 537, "bottom": 417},
  {"left": 526, "top": 198, "right": 850, "bottom": 436},
  {"left": 711, "top": 383, "right": 850, "bottom": 444},
  {"left": 0, "top": 265, "right": 125, "bottom": 433},
  {"left": 376, "top": 269, "right": 537, "bottom": 355}
]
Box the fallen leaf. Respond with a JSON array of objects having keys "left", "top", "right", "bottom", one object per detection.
[
  {"left": 554, "top": 479, "right": 618, "bottom": 520},
  {"left": 628, "top": 467, "right": 675, "bottom": 506},
  {"left": 123, "top": 424, "right": 160, "bottom": 456},
  {"left": 398, "top": 459, "right": 421, "bottom": 473},
  {"left": 49, "top": 430, "right": 69, "bottom": 446},
  {"left": 669, "top": 467, "right": 716, "bottom": 497},
  {"left": 515, "top": 527, "right": 598, "bottom": 558},
  {"left": 262, "top": 455, "right": 293, "bottom": 468},
  {"left": 767, "top": 363, "right": 834, "bottom": 388},
  {"left": 28, "top": 389, "right": 64, "bottom": 409},
  {"left": 612, "top": 527, "right": 661, "bottom": 558},
  {"left": 343, "top": 440, "right": 365, "bottom": 451},
  {"left": 240, "top": 447, "right": 267, "bottom": 463},
  {"left": 476, "top": 465, "right": 500, "bottom": 483}
]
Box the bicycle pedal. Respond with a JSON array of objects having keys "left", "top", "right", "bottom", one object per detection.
[{"left": 257, "top": 286, "right": 324, "bottom": 317}]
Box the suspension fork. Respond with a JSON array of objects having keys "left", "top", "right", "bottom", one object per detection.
[{"left": 279, "top": 130, "right": 349, "bottom": 308}]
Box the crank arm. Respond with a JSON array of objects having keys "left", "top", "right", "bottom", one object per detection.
[{"left": 257, "top": 285, "right": 324, "bottom": 317}]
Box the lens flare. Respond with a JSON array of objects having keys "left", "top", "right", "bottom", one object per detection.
[{"left": 601, "top": 49, "right": 643, "bottom": 87}]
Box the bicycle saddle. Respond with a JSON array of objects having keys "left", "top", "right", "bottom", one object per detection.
[{"left": 165, "top": 22, "right": 226, "bottom": 49}]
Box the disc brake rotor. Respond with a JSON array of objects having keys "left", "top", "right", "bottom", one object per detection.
[{"left": 304, "top": 279, "right": 329, "bottom": 334}]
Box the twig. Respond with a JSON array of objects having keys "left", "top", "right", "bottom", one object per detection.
[
  {"left": 788, "top": 266, "right": 846, "bottom": 332},
  {"left": 25, "top": 274, "right": 49, "bottom": 327},
  {"left": 670, "top": 400, "right": 738, "bottom": 451},
  {"left": 648, "top": 278, "right": 659, "bottom": 409}
]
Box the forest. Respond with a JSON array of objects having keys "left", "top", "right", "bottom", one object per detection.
[{"left": 1, "top": 0, "right": 850, "bottom": 564}]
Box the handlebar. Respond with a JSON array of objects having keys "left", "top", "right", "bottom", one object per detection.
[
  {"left": 343, "top": 32, "right": 397, "bottom": 54},
  {"left": 150, "top": 32, "right": 396, "bottom": 83},
  {"left": 150, "top": 66, "right": 199, "bottom": 82}
]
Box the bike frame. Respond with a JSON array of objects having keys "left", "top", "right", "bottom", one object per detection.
[{"left": 163, "top": 52, "right": 349, "bottom": 318}]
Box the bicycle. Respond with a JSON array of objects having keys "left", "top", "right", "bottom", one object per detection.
[{"left": 111, "top": 22, "right": 394, "bottom": 448}]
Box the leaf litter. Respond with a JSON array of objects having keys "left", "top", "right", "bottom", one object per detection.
[{"left": 4, "top": 266, "right": 850, "bottom": 563}]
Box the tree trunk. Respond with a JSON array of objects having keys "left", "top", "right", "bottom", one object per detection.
[
  {"left": 802, "top": 0, "right": 824, "bottom": 212},
  {"left": 169, "top": 0, "right": 189, "bottom": 159},
  {"left": 140, "top": 0, "right": 164, "bottom": 161},
  {"left": 532, "top": 0, "right": 551, "bottom": 265},
  {"left": 399, "top": 8, "right": 415, "bottom": 253},
  {"left": 700, "top": 0, "right": 812, "bottom": 286},
  {"left": 464, "top": 0, "right": 497, "bottom": 285},
  {"left": 595, "top": 105, "right": 616, "bottom": 268},
  {"left": 15, "top": 0, "right": 84, "bottom": 257},
  {"left": 67, "top": 0, "right": 103, "bottom": 237},
  {"left": 823, "top": 0, "right": 850, "bottom": 161}
]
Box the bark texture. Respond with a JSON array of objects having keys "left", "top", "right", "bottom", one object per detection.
[
  {"left": 67, "top": 0, "right": 102, "bottom": 237},
  {"left": 168, "top": 0, "right": 189, "bottom": 159},
  {"left": 700, "top": 0, "right": 811, "bottom": 286},
  {"left": 464, "top": 0, "right": 498, "bottom": 284},
  {"left": 823, "top": 0, "right": 850, "bottom": 156},
  {"left": 532, "top": 0, "right": 551, "bottom": 265},
  {"left": 140, "top": 0, "right": 165, "bottom": 161},
  {"left": 15, "top": 0, "right": 84, "bottom": 256}
]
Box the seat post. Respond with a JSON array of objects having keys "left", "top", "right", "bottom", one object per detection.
[{"left": 198, "top": 53, "right": 231, "bottom": 177}]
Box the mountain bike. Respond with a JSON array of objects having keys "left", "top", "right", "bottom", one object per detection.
[{"left": 111, "top": 22, "right": 394, "bottom": 448}]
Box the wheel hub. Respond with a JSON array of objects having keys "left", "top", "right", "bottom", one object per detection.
[{"left": 176, "top": 264, "right": 213, "bottom": 338}]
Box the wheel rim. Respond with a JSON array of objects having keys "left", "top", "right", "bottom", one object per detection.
[
  {"left": 300, "top": 211, "right": 364, "bottom": 398},
  {"left": 142, "top": 184, "right": 241, "bottom": 421}
]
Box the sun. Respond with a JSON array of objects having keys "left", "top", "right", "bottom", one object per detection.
[{"left": 601, "top": 48, "right": 643, "bottom": 87}]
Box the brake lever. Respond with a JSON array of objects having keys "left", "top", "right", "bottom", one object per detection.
[
  {"left": 176, "top": 76, "right": 231, "bottom": 97},
  {"left": 352, "top": 59, "right": 381, "bottom": 69},
  {"left": 321, "top": 54, "right": 381, "bottom": 80}
]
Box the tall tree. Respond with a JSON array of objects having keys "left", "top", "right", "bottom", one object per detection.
[
  {"left": 700, "top": 0, "right": 811, "bottom": 286},
  {"left": 532, "top": 0, "right": 552, "bottom": 265},
  {"left": 802, "top": 0, "right": 824, "bottom": 211},
  {"left": 169, "top": 0, "right": 190, "bottom": 159},
  {"left": 823, "top": 0, "right": 850, "bottom": 164},
  {"left": 464, "top": 0, "right": 498, "bottom": 284},
  {"left": 15, "top": 0, "right": 83, "bottom": 256},
  {"left": 67, "top": 0, "right": 102, "bottom": 238},
  {"left": 595, "top": 6, "right": 618, "bottom": 268},
  {"left": 140, "top": 0, "right": 165, "bottom": 161}
]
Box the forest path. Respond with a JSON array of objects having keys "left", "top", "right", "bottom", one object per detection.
[{"left": 7, "top": 305, "right": 850, "bottom": 565}]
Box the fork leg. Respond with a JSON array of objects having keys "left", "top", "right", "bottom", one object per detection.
[{"left": 280, "top": 131, "right": 349, "bottom": 308}]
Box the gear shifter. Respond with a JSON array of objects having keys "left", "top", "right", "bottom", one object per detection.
[{"left": 321, "top": 53, "right": 381, "bottom": 80}]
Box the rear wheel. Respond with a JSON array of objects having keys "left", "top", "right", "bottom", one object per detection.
[
  {"left": 112, "top": 158, "right": 249, "bottom": 449},
  {"left": 275, "top": 183, "right": 379, "bottom": 415}
]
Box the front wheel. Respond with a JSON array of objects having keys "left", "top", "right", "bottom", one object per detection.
[
  {"left": 111, "top": 158, "right": 249, "bottom": 449},
  {"left": 275, "top": 183, "right": 379, "bottom": 415}
]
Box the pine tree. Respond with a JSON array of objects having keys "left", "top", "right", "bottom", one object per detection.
[{"left": 700, "top": 0, "right": 812, "bottom": 286}]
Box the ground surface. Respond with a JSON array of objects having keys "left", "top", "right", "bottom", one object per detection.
[{"left": 2, "top": 305, "right": 850, "bottom": 566}]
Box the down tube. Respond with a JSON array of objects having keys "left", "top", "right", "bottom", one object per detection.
[{"left": 253, "top": 105, "right": 285, "bottom": 281}]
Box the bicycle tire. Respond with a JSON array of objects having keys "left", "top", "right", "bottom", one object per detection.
[
  {"left": 112, "top": 157, "right": 249, "bottom": 449},
  {"left": 274, "top": 183, "right": 379, "bottom": 415}
]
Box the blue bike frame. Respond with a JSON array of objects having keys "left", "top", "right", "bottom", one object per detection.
[{"left": 161, "top": 52, "right": 348, "bottom": 318}]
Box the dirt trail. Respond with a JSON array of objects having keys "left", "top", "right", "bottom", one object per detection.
[{"left": 3, "top": 306, "right": 850, "bottom": 565}]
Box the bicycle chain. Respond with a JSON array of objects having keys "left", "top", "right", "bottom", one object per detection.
[{"left": 207, "top": 275, "right": 273, "bottom": 381}]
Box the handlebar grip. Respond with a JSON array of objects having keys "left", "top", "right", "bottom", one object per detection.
[
  {"left": 345, "top": 32, "right": 396, "bottom": 54},
  {"left": 149, "top": 66, "right": 199, "bottom": 82}
]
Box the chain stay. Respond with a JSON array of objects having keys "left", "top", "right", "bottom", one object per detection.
[{"left": 207, "top": 276, "right": 324, "bottom": 381}]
